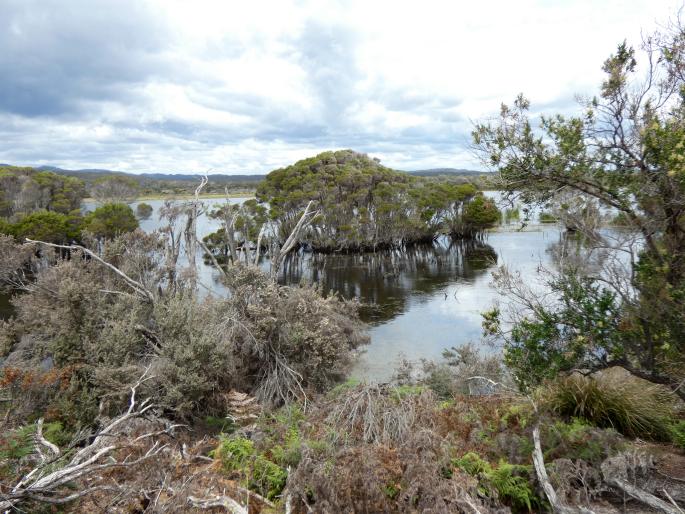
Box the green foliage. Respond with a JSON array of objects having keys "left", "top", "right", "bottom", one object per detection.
[
  {"left": 455, "top": 452, "right": 537, "bottom": 512},
  {"left": 83, "top": 203, "right": 138, "bottom": 239},
  {"left": 0, "top": 421, "right": 68, "bottom": 476},
  {"left": 670, "top": 420, "right": 685, "bottom": 449},
  {"left": 544, "top": 373, "right": 677, "bottom": 440},
  {"left": 461, "top": 194, "right": 501, "bottom": 231},
  {"left": 135, "top": 202, "right": 153, "bottom": 219},
  {"left": 270, "top": 427, "right": 303, "bottom": 468},
  {"left": 12, "top": 210, "right": 81, "bottom": 243},
  {"left": 473, "top": 27, "right": 685, "bottom": 396},
  {"left": 498, "top": 274, "right": 623, "bottom": 391},
  {"left": 543, "top": 418, "right": 623, "bottom": 465},
  {"left": 214, "top": 435, "right": 288, "bottom": 500},
  {"left": 257, "top": 149, "right": 494, "bottom": 251},
  {"left": 0, "top": 166, "right": 85, "bottom": 218}
]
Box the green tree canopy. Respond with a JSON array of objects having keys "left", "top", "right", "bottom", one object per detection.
[
  {"left": 257, "top": 149, "right": 497, "bottom": 251},
  {"left": 473, "top": 21, "right": 685, "bottom": 397},
  {"left": 83, "top": 203, "right": 139, "bottom": 239},
  {"left": 0, "top": 167, "right": 85, "bottom": 217},
  {"left": 11, "top": 210, "right": 82, "bottom": 244},
  {"left": 136, "top": 202, "right": 154, "bottom": 219}
]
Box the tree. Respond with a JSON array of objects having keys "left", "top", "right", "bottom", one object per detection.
[
  {"left": 90, "top": 176, "right": 140, "bottom": 204},
  {"left": 0, "top": 167, "right": 85, "bottom": 217},
  {"left": 473, "top": 19, "right": 685, "bottom": 397},
  {"left": 136, "top": 202, "right": 154, "bottom": 219},
  {"left": 256, "top": 149, "right": 492, "bottom": 251},
  {"left": 461, "top": 194, "right": 500, "bottom": 233},
  {"left": 12, "top": 210, "right": 81, "bottom": 244},
  {"left": 83, "top": 203, "right": 139, "bottom": 239}
]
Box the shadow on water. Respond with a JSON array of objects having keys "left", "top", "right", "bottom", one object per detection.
[{"left": 278, "top": 237, "right": 498, "bottom": 325}]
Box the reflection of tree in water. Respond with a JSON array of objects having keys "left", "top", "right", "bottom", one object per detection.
[
  {"left": 278, "top": 238, "right": 498, "bottom": 324},
  {"left": 546, "top": 230, "right": 610, "bottom": 275}
]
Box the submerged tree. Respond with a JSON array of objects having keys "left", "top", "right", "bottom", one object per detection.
[
  {"left": 474, "top": 19, "right": 685, "bottom": 397},
  {"left": 256, "top": 149, "right": 499, "bottom": 252}
]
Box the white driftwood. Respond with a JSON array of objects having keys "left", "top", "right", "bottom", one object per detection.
[
  {"left": 532, "top": 425, "right": 595, "bottom": 514},
  {"left": 601, "top": 457, "right": 682, "bottom": 514},
  {"left": 0, "top": 370, "right": 171, "bottom": 511},
  {"left": 187, "top": 495, "right": 247, "bottom": 513}
]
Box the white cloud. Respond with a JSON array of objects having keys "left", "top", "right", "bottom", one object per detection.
[{"left": 0, "top": 0, "right": 680, "bottom": 173}]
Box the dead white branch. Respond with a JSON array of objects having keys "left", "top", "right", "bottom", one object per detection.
[
  {"left": 187, "top": 494, "right": 247, "bottom": 513},
  {"left": 270, "top": 200, "right": 317, "bottom": 280},
  {"left": 601, "top": 455, "right": 682, "bottom": 514},
  {"left": 532, "top": 425, "right": 595, "bottom": 514},
  {"left": 24, "top": 238, "right": 155, "bottom": 303},
  {"left": 0, "top": 369, "right": 169, "bottom": 511}
]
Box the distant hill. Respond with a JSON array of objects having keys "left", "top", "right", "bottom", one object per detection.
[
  {"left": 32, "top": 165, "right": 266, "bottom": 183},
  {"left": 408, "top": 168, "right": 490, "bottom": 177},
  {"left": 3, "top": 163, "right": 489, "bottom": 182}
]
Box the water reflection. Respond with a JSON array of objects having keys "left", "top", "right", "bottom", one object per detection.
[{"left": 279, "top": 238, "right": 497, "bottom": 324}]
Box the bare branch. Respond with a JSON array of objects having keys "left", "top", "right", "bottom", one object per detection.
[{"left": 24, "top": 238, "right": 154, "bottom": 303}]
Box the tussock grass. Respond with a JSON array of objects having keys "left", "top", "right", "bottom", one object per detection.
[{"left": 543, "top": 372, "right": 677, "bottom": 440}]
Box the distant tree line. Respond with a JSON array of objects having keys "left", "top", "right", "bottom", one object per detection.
[{"left": 0, "top": 166, "right": 140, "bottom": 243}]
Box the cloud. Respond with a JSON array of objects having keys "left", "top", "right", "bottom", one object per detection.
[{"left": 0, "top": 0, "right": 679, "bottom": 173}]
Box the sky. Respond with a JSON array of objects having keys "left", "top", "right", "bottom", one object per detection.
[{"left": 0, "top": 0, "right": 680, "bottom": 175}]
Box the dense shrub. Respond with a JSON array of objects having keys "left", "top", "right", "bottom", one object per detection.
[
  {"left": 83, "top": 203, "right": 138, "bottom": 239},
  {"left": 11, "top": 210, "right": 81, "bottom": 243},
  {"left": 1, "top": 235, "right": 368, "bottom": 424},
  {"left": 135, "top": 202, "right": 153, "bottom": 219}
]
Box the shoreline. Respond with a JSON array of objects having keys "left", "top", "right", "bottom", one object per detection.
[{"left": 83, "top": 192, "right": 256, "bottom": 202}]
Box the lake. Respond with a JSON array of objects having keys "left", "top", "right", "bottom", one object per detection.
[
  {"left": 3, "top": 195, "right": 570, "bottom": 380},
  {"left": 104, "top": 196, "right": 565, "bottom": 380}
]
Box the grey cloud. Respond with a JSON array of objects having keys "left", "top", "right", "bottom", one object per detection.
[
  {"left": 0, "top": 2, "right": 478, "bottom": 172},
  {"left": 0, "top": 0, "right": 170, "bottom": 117}
]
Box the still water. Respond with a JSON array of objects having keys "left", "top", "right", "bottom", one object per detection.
[
  {"left": 5, "top": 196, "right": 565, "bottom": 380},
  {"left": 110, "top": 197, "right": 563, "bottom": 380}
]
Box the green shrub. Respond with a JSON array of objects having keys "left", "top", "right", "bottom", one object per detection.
[
  {"left": 251, "top": 455, "right": 288, "bottom": 500},
  {"left": 454, "top": 452, "right": 537, "bottom": 512},
  {"left": 135, "top": 202, "right": 153, "bottom": 219},
  {"left": 83, "top": 203, "right": 138, "bottom": 239},
  {"left": 538, "top": 211, "right": 558, "bottom": 223},
  {"left": 543, "top": 418, "right": 623, "bottom": 465},
  {"left": 671, "top": 420, "right": 685, "bottom": 450},
  {"left": 544, "top": 373, "right": 677, "bottom": 440},
  {"left": 213, "top": 435, "right": 288, "bottom": 500},
  {"left": 270, "top": 427, "right": 302, "bottom": 467}
]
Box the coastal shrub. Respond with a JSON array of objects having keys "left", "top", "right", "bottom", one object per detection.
[
  {"left": 542, "top": 418, "right": 624, "bottom": 465},
  {"left": 543, "top": 373, "right": 677, "bottom": 440},
  {"left": 11, "top": 210, "right": 81, "bottom": 243}
]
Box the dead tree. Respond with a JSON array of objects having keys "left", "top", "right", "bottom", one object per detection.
[
  {"left": 183, "top": 174, "right": 208, "bottom": 290},
  {"left": 270, "top": 200, "right": 317, "bottom": 280}
]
